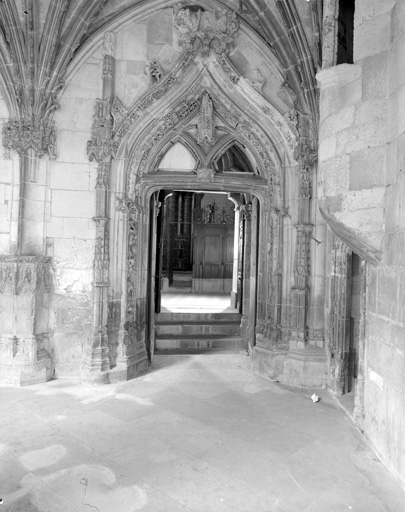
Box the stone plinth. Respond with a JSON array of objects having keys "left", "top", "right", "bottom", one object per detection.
[
  {"left": 252, "top": 344, "right": 327, "bottom": 389},
  {"left": 0, "top": 256, "right": 53, "bottom": 386}
]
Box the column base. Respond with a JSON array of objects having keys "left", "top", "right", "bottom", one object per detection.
[
  {"left": 251, "top": 345, "right": 288, "bottom": 382},
  {"left": 109, "top": 353, "right": 149, "bottom": 383},
  {"left": 251, "top": 345, "right": 327, "bottom": 388},
  {"left": 81, "top": 350, "right": 149, "bottom": 385},
  {"left": 0, "top": 352, "right": 52, "bottom": 387},
  {"left": 282, "top": 347, "right": 327, "bottom": 388}
]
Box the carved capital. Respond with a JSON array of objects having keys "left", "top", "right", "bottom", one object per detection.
[
  {"left": 2, "top": 116, "right": 57, "bottom": 159},
  {"left": 240, "top": 203, "right": 253, "bottom": 221}
]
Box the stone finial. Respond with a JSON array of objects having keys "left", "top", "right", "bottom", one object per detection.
[{"left": 197, "top": 92, "right": 216, "bottom": 146}]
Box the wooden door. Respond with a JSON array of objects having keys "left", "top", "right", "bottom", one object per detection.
[{"left": 193, "top": 224, "right": 234, "bottom": 279}]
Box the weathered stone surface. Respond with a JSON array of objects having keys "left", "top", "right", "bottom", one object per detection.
[
  {"left": 349, "top": 147, "right": 386, "bottom": 190},
  {"left": 354, "top": 12, "right": 391, "bottom": 61},
  {"left": 51, "top": 191, "right": 96, "bottom": 218},
  {"left": 147, "top": 10, "right": 173, "bottom": 45}
]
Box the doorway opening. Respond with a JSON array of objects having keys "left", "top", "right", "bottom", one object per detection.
[{"left": 147, "top": 188, "right": 258, "bottom": 357}]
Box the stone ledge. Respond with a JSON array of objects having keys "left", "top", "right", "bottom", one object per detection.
[{"left": 316, "top": 64, "right": 362, "bottom": 89}]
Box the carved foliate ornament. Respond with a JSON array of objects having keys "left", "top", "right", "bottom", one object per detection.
[
  {"left": 0, "top": 256, "right": 52, "bottom": 294},
  {"left": 92, "top": 217, "right": 110, "bottom": 287},
  {"left": 298, "top": 168, "right": 312, "bottom": 199},
  {"left": 240, "top": 203, "right": 252, "bottom": 221},
  {"left": 149, "top": 60, "right": 164, "bottom": 84},
  {"left": 197, "top": 92, "right": 216, "bottom": 145},
  {"left": 293, "top": 227, "right": 311, "bottom": 289},
  {"left": 246, "top": 69, "right": 266, "bottom": 92},
  {"left": 196, "top": 167, "right": 215, "bottom": 183},
  {"left": 87, "top": 99, "right": 115, "bottom": 164},
  {"left": 103, "top": 32, "right": 115, "bottom": 57},
  {"left": 3, "top": 116, "right": 57, "bottom": 159},
  {"left": 294, "top": 137, "right": 317, "bottom": 169},
  {"left": 87, "top": 99, "right": 115, "bottom": 188},
  {"left": 111, "top": 97, "right": 128, "bottom": 132},
  {"left": 174, "top": 7, "right": 239, "bottom": 57},
  {"left": 284, "top": 109, "right": 300, "bottom": 132}
]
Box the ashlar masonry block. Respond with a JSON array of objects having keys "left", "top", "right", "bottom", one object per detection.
[{"left": 354, "top": 12, "right": 391, "bottom": 61}]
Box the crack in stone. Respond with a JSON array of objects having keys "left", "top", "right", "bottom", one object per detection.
[{"left": 80, "top": 478, "right": 100, "bottom": 511}]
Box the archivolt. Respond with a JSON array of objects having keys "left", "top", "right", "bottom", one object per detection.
[{"left": 115, "top": 58, "right": 298, "bottom": 214}]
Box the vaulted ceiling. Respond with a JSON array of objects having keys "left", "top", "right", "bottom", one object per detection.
[{"left": 0, "top": 0, "right": 322, "bottom": 133}]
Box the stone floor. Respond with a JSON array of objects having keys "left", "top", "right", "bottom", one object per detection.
[{"left": 1, "top": 353, "right": 404, "bottom": 512}]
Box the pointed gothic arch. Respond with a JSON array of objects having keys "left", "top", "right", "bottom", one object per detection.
[{"left": 75, "top": 2, "right": 322, "bottom": 389}]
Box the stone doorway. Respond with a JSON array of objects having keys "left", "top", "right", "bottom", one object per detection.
[{"left": 146, "top": 187, "right": 260, "bottom": 361}]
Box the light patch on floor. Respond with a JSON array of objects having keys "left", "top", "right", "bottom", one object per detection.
[
  {"left": 115, "top": 393, "right": 155, "bottom": 406},
  {"left": 19, "top": 444, "right": 67, "bottom": 471},
  {"left": 15, "top": 464, "right": 149, "bottom": 512},
  {"left": 1, "top": 354, "right": 404, "bottom": 511}
]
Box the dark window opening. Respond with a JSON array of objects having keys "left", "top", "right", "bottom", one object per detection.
[
  {"left": 215, "top": 145, "right": 254, "bottom": 174},
  {"left": 337, "top": 0, "right": 355, "bottom": 64}
]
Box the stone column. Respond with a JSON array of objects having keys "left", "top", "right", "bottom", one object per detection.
[
  {"left": 183, "top": 192, "right": 192, "bottom": 270},
  {"left": 229, "top": 196, "right": 240, "bottom": 309},
  {"left": 82, "top": 33, "right": 116, "bottom": 384},
  {"left": 112, "top": 198, "right": 149, "bottom": 382},
  {"left": 0, "top": 119, "right": 56, "bottom": 386},
  {"left": 248, "top": 198, "right": 259, "bottom": 352},
  {"left": 283, "top": 139, "right": 326, "bottom": 388},
  {"left": 240, "top": 202, "right": 252, "bottom": 340},
  {"left": 167, "top": 192, "right": 178, "bottom": 285}
]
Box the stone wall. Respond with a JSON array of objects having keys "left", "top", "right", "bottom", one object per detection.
[
  {"left": 0, "top": 94, "right": 18, "bottom": 255},
  {"left": 318, "top": 0, "right": 405, "bottom": 487}
]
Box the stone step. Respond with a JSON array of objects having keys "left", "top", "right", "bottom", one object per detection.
[
  {"left": 172, "top": 272, "right": 193, "bottom": 282},
  {"left": 157, "top": 312, "right": 241, "bottom": 323},
  {"left": 156, "top": 321, "right": 241, "bottom": 337},
  {"left": 155, "top": 335, "right": 245, "bottom": 351}
]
